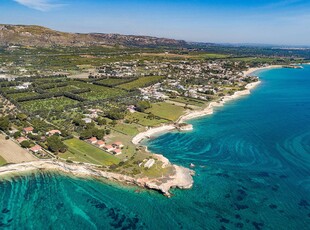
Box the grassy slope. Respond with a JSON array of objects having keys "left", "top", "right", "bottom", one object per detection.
[
  {"left": 146, "top": 102, "right": 186, "bottom": 121},
  {"left": 62, "top": 138, "right": 120, "bottom": 166}
]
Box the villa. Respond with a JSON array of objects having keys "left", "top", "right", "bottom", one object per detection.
[
  {"left": 96, "top": 140, "right": 105, "bottom": 148},
  {"left": 16, "top": 137, "right": 27, "bottom": 143},
  {"left": 46, "top": 130, "right": 62, "bottom": 136},
  {"left": 113, "top": 149, "right": 122, "bottom": 155},
  {"left": 30, "top": 145, "right": 42, "bottom": 153},
  {"left": 104, "top": 145, "right": 114, "bottom": 152},
  {"left": 23, "top": 126, "right": 34, "bottom": 134},
  {"left": 87, "top": 137, "right": 98, "bottom": 144}
]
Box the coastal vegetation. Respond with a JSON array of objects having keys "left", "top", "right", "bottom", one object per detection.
[{"left": 0, "top": 34, "right": 306, "bottom": 195}]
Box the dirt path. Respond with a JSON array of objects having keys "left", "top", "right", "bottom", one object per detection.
[{"left": 0, "top": 134, "right": 38, "bottom": 163}]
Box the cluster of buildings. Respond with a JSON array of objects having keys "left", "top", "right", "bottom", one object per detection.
[
  {"left": 86, "top": 137, "right": 124, "bottom": 155},
  {"left": 137, "top": 60, "right": 257, "bottom": 101},
  {"left": 15, "top": 126, "right": 62, "bottom": 155}
]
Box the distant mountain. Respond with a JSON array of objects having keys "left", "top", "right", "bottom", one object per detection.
[{"left": 0, "top": 24, "right": 186, "bottom": 48}]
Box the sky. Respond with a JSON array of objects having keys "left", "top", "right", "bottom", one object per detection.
[{"left": 1, "top": 0, "right": 310, "bottom": 46}]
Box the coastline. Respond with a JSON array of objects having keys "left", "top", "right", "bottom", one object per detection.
[
  {"left": 243, "top": 65, "right": 283, "bottom": 76},
  {"left": 0, "top": 65, "right": 282, "bottom": 197},
  {"left": 0, "top": 159, "right": 194, "bottom": 197},
  {"left": 132, "top": 65, "right": 283, "bottom": 145}
]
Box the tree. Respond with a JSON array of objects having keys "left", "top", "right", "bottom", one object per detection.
[
  {"left": 93, "top": 129, "right": 105, "bottom": 140},
  {"left": 20, "top": 140, "right": 31, "bottom": 148},
  {"left": 16, "top": 113, "right": 28, "bottom": 121},
  {"left": 97, "top": 117, "right": 107, "bottom": 126},
  {"left": 0, "top": 116, "right": 10, "bottom": 131},
  {"left": 13, "top": 131, "right": 21, "bottom": 139},
  {"left": 106, "top": 109, "right": 125, "bottom": 120},
  {"left": 136, "top": 100, "right": 151, "bottom": 112},
  {"left": 47, "top": 135, "right": 67, "bottom": 153}
]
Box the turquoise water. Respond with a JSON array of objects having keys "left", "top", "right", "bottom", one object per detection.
[{"left": 1, "top": 66, "right": 310, "bottom": 229}]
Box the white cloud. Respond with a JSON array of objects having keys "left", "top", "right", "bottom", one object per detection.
[{"left": 13, "top": 0, "right": 64, "bottom": 11}]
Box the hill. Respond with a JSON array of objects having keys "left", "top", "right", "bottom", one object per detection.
[{"left": 0, "top": 24, "right": 186, "bottom": 48}]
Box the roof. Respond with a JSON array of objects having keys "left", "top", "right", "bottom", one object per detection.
[
  {"left": 113, "top": 149, "right": 122, "bottom": 153},
  {"left": 30, "top": 145, "right": 42, "bottom": 151},
  {"left": 23, "top": 127, "right": 34, "bottom": 132},
  {"left": 88, "top": 137, "right": 97, "bottom": 142},
  {"left": 17, "top": 137, "right": 27, "bottom": 143},
  {"left": 105, "top": 145, "right": 114, "bottom": 149},
  {"left": 96, "top": 140, "right": 105, "bottom": 145},
  {"left": 48, "top": 130, "right": 61, "bottom": 134}
]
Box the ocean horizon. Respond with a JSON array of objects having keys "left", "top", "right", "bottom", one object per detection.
[{"left": 0, "top": 66, "right": 309, "bottom": 229}]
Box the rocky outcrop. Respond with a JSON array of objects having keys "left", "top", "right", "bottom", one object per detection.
[{"left": 0, "top": 159, "right": 194, "bottom": 197}]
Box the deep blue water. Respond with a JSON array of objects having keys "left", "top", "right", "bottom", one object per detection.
[{"left": 0, "top": 66, "right": 310, "bottom": 229}]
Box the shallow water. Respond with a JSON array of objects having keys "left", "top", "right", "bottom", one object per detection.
[{"left": 1, "top": 66, "right": 310, "bottom": 229}]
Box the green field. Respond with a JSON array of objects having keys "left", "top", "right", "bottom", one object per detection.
[
  {"left": 118, "top": 76, "right": 164, "bottom": 90},
  {"left": 46, "top": 85, "right": 79, "bottom": 93},
  {"left": 198, "top": 53, "right": 230, "bottom": 59},
  {"left": 112, "top": 122, "right": 141, "bottom": 136},
  {"left": 71, "top": 81, "right": 127, "bottom": 100},
  {"left": 170, "top": 96, "right": 206, "bottom": 107},
  {"left": 0, "top": 155, "right": 7, "bottom": 166},
  {"left": 146, "top": 102, "right": 186, "bottom": 121},
  {"left": 21, "top": 97, "right": 78, "bottom": 112},
  {"left": 125, "top": 111, "right": 168, "bottom": 127},
  {"left": 62, "top": 138, "right": 120, "bottom": 166},
  {"left": 9, "top": 92, "right": 39, "bottom": 100},
  {"left": 96, "top": 78, "right": 134, "bottom": 86}
]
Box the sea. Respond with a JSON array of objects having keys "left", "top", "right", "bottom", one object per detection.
[{"left": 0, "top": 66, "right": 309, "bottom": 229}]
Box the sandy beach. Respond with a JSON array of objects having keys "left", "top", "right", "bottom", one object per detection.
[
  {"left": 132, "top": 125, "right": 176, "bottom": 145},
  {"left": 132, "top": 65, "right": 283, "bottom": 144},
  {"left": 133, "top": 79, "right": 265, "bottom": 144},
  {"left": 243, "top": 65, "right": 283, "bottom": 76}
]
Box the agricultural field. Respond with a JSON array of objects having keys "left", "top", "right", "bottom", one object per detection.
[
  {"left": 71, "top": 81, "right": 127, "bottom": 101},
  {"left": 170, "top": 96, "right": 206, "bottom": 107},
  {"left": 145, "top": 102, "right": 186, "bottom": 121},
  {"left": 197, "top": 53, "right": 230, "bottom": 59},
  {"left": 125, "top": 111, "right": 169, "bottom": 127},
  {"left": 46, "top": 85, "right": 79, "bottom": 93},
  {"left": 8, "top": 92, "right": 39, "bottom": 100},
  {"left": 20, "top": 97, "right": 78, "bottom": 112},
  {"left": 62, "top": 138, "right": 120, "bottom": 166},
  {"left": 95, "top": 78, "right": 134, "bottom": 86},
  {"left": 111, "top": 122, "right": 142, "bottom": 136},
  {"left": 118, "top": 76, "right": 164, "bottom": 90}
]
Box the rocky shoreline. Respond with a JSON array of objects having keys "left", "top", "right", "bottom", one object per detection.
[{"left": 0, "top": 159, "right": 194, "bottom": 197}]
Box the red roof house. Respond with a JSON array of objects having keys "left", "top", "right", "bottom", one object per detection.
[
  {"left": 113, "top": 149, "right": 122, "bottom": 155},
  {"left": 16, "top": 137, "right": 27, "bottom": 143},
  {"left": 30, "top": 145, "right": 42, "bottom": 153},
  {"left": 46, "top": 130, "right": 61, "bottom": 136},
  {"left": 95, "top": 140, "right": 105, "bottom": 148},
  {"left": 23, "top": 127, "right": 34, "bottom": 134},
  {"left": 104, "top": 145, "right": 114, "bottom": 152},
  {"left": 87, "top": 137, "right": 98, "bottom": 144}
]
